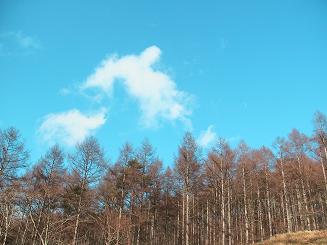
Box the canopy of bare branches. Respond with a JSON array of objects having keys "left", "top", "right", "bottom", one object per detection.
[{"left": 0, "top": 112, "right": 327, "bottom": 245}]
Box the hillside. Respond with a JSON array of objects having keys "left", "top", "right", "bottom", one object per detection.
[{"left": 255, "top": 230, "right": 327, "bottom": 245}]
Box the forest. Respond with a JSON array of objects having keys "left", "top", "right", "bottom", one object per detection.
[{"left": 0, "top": 111, "right": 327, "bottom": 245}]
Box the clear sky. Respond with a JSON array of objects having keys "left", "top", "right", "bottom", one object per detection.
[{"left": 1, "top": 0, "right": 326, "bottom": 166}]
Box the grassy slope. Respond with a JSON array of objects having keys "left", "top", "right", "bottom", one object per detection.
[{"left": 255, "top": 230, "right": 327, "bottom": 245}]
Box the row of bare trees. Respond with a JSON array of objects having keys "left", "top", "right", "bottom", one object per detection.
[{"left": 0, "top": 111, "right": 326, "bottom": 245}]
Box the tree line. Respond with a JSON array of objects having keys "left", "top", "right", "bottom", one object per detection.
[{"left": 0, "top": 111, "right": 327, "bottom": 245}]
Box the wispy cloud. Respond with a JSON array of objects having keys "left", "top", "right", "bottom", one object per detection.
[
  {"left": 81, "top": 46, "right": 193, "bottom": 127},
  {"left": 198, "top": 125, "right": 217, "bottom": 148},
  {"left": 38, "top": 108, "right": 107, "bottom": 146},
  {"left": 227, "top": 136, "right": 240, "bottom": 144},
  {"left": 59, "top": 87, "right": 71, "bottom": 96},
  {"left": 0, "top": 31, "right": 41, "bottom": 56},
  {"left": 220, "top": 38, "right": 228, "bottom": 50},
  {"left": 242, "top": 102, "right": 248, "bottom": 110}
]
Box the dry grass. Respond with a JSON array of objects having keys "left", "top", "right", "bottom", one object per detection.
[{"left": 255, "top": 230, "right": 327, "bottom": 245}]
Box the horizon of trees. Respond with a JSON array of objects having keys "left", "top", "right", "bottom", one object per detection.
[{"left": 0, "top": 111, "right": 327, "bottom": 245}]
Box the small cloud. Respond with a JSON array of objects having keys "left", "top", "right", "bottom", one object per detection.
[
  {"left": 16, "top": 33, "right": 39, "bottom": 49},
  {"left": 220, "top": 38, "right": 228, "bottom": 50},
  {"left": 81, "top": 46, "right": 193, "bottom": 128},
  {"left": 227, "top": 136, "right": 240, "bottom": 144},
  {"left": 0, "top": 31, "right": 41, "bottom": 56},
  {"left": 242, "top": 102, "right": 248, "bottom": 110},
  {"left": 148, "top": 23, "right": 159, "bottom": 28},
  {"left": 198, "top": 125, "right": 217, "bottom": 148},
  {"left": 59, "top": 88, "right": 71, "bottom": 96},
  {"left": 38, "top": 108, "right": 107, "bottom": 146}
]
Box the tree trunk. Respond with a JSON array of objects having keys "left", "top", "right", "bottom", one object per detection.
[
  {"left": 265, "top": 169, "right": 273, "bottom": 238},
  {"left": 185, "top": 193, "right": 189, "bottom": 245},
  {"left": 221, "top": 159, "right": 225, "bottom": 245},
  {"left": 2, "top": 202, "right": 12, "bottom": 245},
  {"left": 296, "top": 156, "right": 311, "bottom": 230},
  {"left": 319, "top": 151, "right": 327, "bottom": 196},
  {"left": 280, "top": 158, "right": 291, "bottom": 233},
  {"left": 206, "top": 200, "right": 209, "bottom": 245},
  {"left": 227, "top": 179, "right": 232, "bottom": 245},
  {"left": 242, "top": 167, "right": 249, "bottom": 244},
  {"left": 72, "top": 195, "right": 82, "bottom": 245}
]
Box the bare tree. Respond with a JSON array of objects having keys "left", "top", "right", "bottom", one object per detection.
[
  {"left": 1, "top": 112, "right": 327, "bottom": 245},
  {"left": 175, "top": 132, "right": 201, "bottom": 245},
  {"left": 0, "top": 127, "right": 28, "bottom": 184},
  {"left": 69, "top": 137, "right": 107, "bottom": 245},
  {"left": 205, "top": 138, "right": 234, "bottom": 245},
  {"left": 26, "top": 145, "right": 66, "bottom": 245},
  {"left": 313, "top": 112, "right": 327, "bottom": 194},
  {"left": 0, "top": 127, "right": 28, "bottom": 245}
]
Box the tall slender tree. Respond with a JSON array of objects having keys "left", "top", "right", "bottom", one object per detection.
[
  {"left": 175, "top": 132, "right": 201, "bottom": 245},
  {"left": 68, "top": 137, "right": 107, "bottom": 245}
]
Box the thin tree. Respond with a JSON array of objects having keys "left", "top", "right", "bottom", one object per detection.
[{"left": 69, "top": 137, "right": 107, "bottom": 245}]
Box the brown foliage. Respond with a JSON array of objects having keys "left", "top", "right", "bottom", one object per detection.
[{"left": 1, "top": 112, "right": 327, "bottom": 244}]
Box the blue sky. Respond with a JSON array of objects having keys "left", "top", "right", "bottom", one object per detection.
[{"left": 1, "top": 0, "right": 326, "bottom": 166}]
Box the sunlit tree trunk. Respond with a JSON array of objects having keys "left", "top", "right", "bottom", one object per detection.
[
  {"left": 227, "top": 178, "right": 232, "bottom": 245},
  {"left": 72, "top": 195, "right": 82, "bottom": 245},
  {"left": 221, "top": 159, "right": 225, "bottom": 245},
  {"left": 265, "top": 168, "right": 273, "bottom": 239},
  {"left": 280, "top": 158, "right": 291, "bottom": 233},
  {"left": 242, "top": 166, "right": 249, "bottom": 244}
]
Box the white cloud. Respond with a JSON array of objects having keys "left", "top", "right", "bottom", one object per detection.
[
  {"left": 220, "top": 38, "right": 228, "bottom": 50},
  {"left": 198, "top": 125, "right": 217, "bottom": 148},
  {"left": 0, "top": 31, "right": 40, "bottom": 56},
  {"left": 227, "top": 136, "right": 240, "bottom": 144},
  {"left": 14, "top": 32, "right": 39, "bottom": 49},
  {"left": 81, "top": 46, "right": 192, "bottom": 127},
  {"left": 59, "top": 87, "right": 72, "bottom": 96},
  {"left": 38, "top": 109, "right": 106, "bottom": 146}
]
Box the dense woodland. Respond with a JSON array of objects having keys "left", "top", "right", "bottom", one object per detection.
[{"left": 0, "top": 111, "right": 327, "bottom": 245}]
